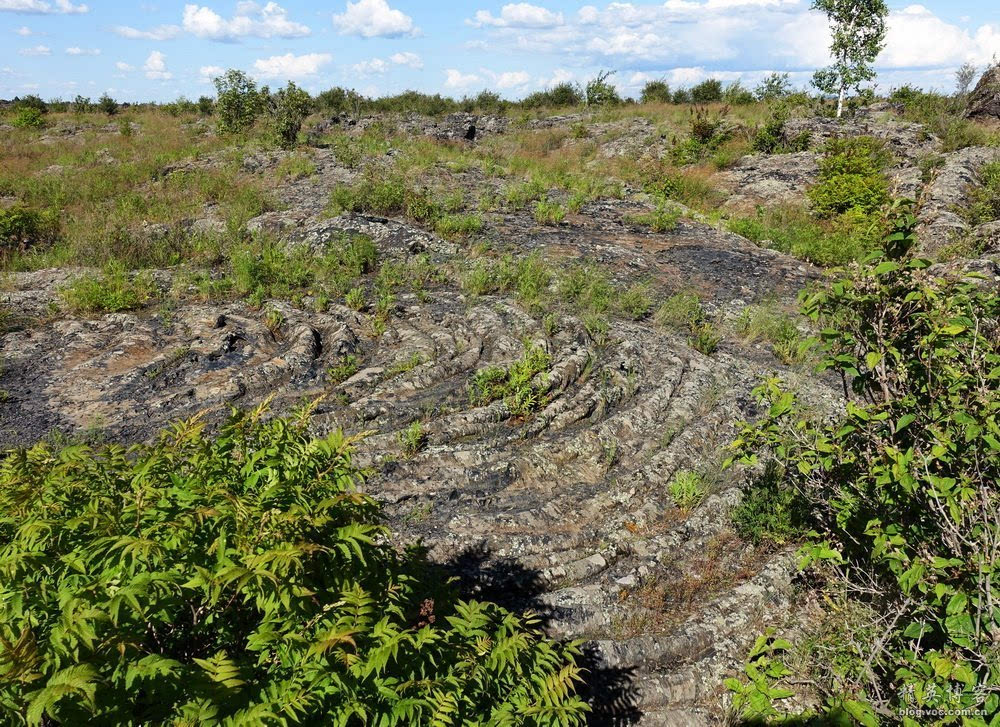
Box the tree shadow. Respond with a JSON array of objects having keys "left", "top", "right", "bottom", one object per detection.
[{"left": 440, "top": 544, "right": 643, "bottom": 725}]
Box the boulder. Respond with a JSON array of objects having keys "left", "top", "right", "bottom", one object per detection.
[{"left": 966, "top": 64, "right": 1000, "bottom": 120}]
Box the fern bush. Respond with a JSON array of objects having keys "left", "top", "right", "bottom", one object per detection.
[{"left": 0, "top": 405, "right": 588, "bottom": 725}]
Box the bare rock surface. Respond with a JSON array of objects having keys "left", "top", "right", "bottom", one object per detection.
[
  {"left": 917, "top": 146, "right": 1000, "bottom": 253},
  {"left": 966, "top": 64, "right": 1000, "bottom": 121}
]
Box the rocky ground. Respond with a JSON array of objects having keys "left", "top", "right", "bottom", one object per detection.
[{"left": 3, "top": 105, "right": 1000, "bottom": 724}]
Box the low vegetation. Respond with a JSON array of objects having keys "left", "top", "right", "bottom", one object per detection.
[
  {"left": 0, "top": 405, "right": 588, "bottom": 724},
  {"left": 470, "top": 343, "right": 552, "bottom": 417}
]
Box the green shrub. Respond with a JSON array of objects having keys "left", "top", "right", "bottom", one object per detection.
[
  {"left": 214, "top": 69, "right": 265, "bottom": 135},
  {"left": 0, "top": 205, "right": 55, "bottom": 253},
  {"left": 269, "top": 81, "right": 312, "bottom": 149},
  {"left": 585, "top": 70, "right": 621, "bottom": 107},
  {"left": 807, "top": 136, "right": 891, "bottom": 217},
  {"left": 11, "top": 107, "right": 44, "bottom": 129},
  {"left": 470, "top": 344, "right": 552, "bottom": 417},
  {"left": 726, "top": 204, "right": 1000, "bottom": 722},
  {"left": 722, "top": 81, "right": 755, "bottom": 105},
  {"left": 640, "top": 80, "right": 672, "bottom": 104},
  {"left": 97, "top": 93, "right": 119, "bottom": 116},
  {"left": 730, "top": 461, "right": 809, "bottom": 546},
  {"left": 61, "top": 263, "right": 157, "bottom": 313},
  {"left": 0, "top": 407, "right": 589, "bottom": 725},
  {"left": 754, "top": 73, "right": 792, "bottom": 101},
  {"left": 690, "top": 79, "right": 723, "bottom": 103}
]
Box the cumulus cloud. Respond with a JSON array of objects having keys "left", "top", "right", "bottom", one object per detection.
[
  {"left": 252, "top": 52, "right": 332, "bottom": 79},
  {"left": 0, "top": 0, "right": 87, "bottom": 13},
  {"left": 66, "top": 46, "right": 100, "bottom": 55},
  {"left": 143, "top": 50, "right": 172, "bottom": 80},
  {"left": 182, "top": 2, "right": 310, "bottom": 41},
  {"left": 389, "top": 51, "right": 423, "bottom": 69},
  {"left": 15, "top": 25, "right": 32, "bottom": 34},
  {"left": 444, "top": 68, "right": 480, "bottom": 89},
  {"left": 470, "top": 3, "right": 564, "bottom": 29},
  {"left": 115, "top": 61, "right": 134, "bottom": 71},
  {"left": 332, "top": 0, "right": 417, "bottom": 38},
  {"left": 18, "top": 44, "right": 50, "bottom": 55},
  {"left": 353, "top": 51, "right": 424, "bottom": 74},
  {"left": 112, "top": 24, "right": 181, "bottom": 40},
  {"left": 490, "top": 70, "right": 532, "bottom": 89},
  {"left": 199, "top": 64, "right": 225, "bottom": 82}
]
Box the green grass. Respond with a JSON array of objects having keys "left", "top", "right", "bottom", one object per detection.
[
  {"left": 534, "top": 199, "right": 566, "bottom": 225},
  {"left": 726, "top": 205, "right": 881, "bottom": 266},
  {"left": 963, "top": 161, "right": 1000, "bottom": 227},
  {"left": 628, "top": 202, "right": 681, "bottom": 232},
  {"left": 61, "top": 263, "right": 158, "bottom": 313},
  {"left": 397, "top": 420, "right": 427, "bottom": 456},
  {"left": 470, "top": 343, "right": 552, "bottom": 417},
  {"left": 732, "top": 302, "right": 808, "bottom": 364},
  {"left": 669, "top": 470, "right": 705, "bottom": 509},
  {"left": 434, "top": 213, "right": 483, "bottom": 239}
]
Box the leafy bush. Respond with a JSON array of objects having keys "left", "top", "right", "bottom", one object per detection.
[
  {"left": 585, "top": 70, "right": 621, "bottom": 107},
  {"left": 755, "top": 72, "right": 792, "bottom": 101},
  {"left": 10, "top": 107, "right": 44, "bottom": 129},
  {"left": 214, "top": 69, "right": 265, "bottom": 135},
  {"left": 672, "top": 88, "right": 692, "bottom": 104},
  {"left": 0, "top": 407, "right": 589, "bottom": 725},
  {"left": 722, "top": 81, "right": 755, "bottom": 106},
  {"left": 727, "top": 204, "right": 1000, "bottom": 722},
  {"left": 0, "top": 205, "right": 55, "bottom": 253},
  {"left": 690, "top": 79, "right": 723, "bottom": 103},
  {"left": 269, "top": 81, "right": 312, "bottom": 149},
  {"left": 97, "top": 93, "right": 119, "bottom": 116},
  {"left": 807, "top": 136, "right": 890, "bottom": 217},
  {"left": 640, "top": 80, "right": 672, "bottom": 104}
]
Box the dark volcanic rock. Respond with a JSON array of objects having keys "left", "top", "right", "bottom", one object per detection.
[{"left": 967, "top": 64, "right": 1000, "bottom": 120}]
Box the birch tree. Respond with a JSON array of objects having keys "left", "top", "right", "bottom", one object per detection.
[{"left": 811, "top": 0, "right": 888, "bottom": 118}]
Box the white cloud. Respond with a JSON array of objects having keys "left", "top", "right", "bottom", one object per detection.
[
  {"left": 538, "top": 68, "right": 575, "bottom": 87},
  {"left": 882, "top": 4, "right": 999, "bottom": 68},
  {"left": 112, "top": 24, "right": 181, "bottom": 40},
  {"left": 332, "top": 0, "right": 417, "bottom": 38},
  {"left": 471, "top": 3, "right": 564, "bottom": 29},
  {"left": 444, "top": 68, "right": 480, "bottom": 89},
  {"left": 354, "top": 51, "right": 424, "bottom": 74},
  {"left": 389, "top": 51, "right": 423, "bottom": 69},
  {"left": 182, "top": 2, "right": 310, "bottom": 40},
  {"left": 0, "top": 0, "right": 86, "bottom": 13},
  {"left": 15, "top": 25, "right": 32, "bottom": 34},
  {"left": 252, "top": 52, "right": 332, "bottom": 79},
  {"left": 353, "top": 58, "right": 388, "bottom": 74},
  {"left": 18, "top": 44, "right": 50, "bottom": 55},
  {"left": 491, "top": 70, "right": 532, "bottom": 89},
  {"left": 66, "top": 46, "right": 100, "bottom": 55},
  {"left": 115, "top": 61, "right": 134, "bottom": 71},
  {"left": 143, "top": 50, "right": 172, "bottom": 80},
  {"left": 199, "top": 64, "right": 225, "bottom": 82}
]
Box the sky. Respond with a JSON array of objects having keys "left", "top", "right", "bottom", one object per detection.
[{"left": 1, "top": 0, "right": 999, "bottom": 102}]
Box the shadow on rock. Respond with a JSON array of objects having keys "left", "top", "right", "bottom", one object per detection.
[{"left": 440, "top": 544, "right": 644, "bottom": 726}]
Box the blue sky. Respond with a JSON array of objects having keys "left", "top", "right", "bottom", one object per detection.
[{"left": 2, "top": 1, "right": 999, "bottom": 102}]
